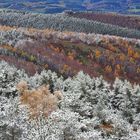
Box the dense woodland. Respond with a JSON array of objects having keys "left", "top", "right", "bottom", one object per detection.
[
  {"left": 0, "top": 9, "right": 140, "bottom": 39},
  {"left": 67, "top": 12, "right": 140, "bottom": 30},
  {"left": 0, "top": 26, "right": 140, "bottom": 84},
  {"left": 1, "top": 61, "right": 140, "bottom": 139},
  {"left": 0, "top": 9, "right": 140, "bottom": 140}
]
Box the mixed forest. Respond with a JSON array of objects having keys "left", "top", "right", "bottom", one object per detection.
[{"left": 0, "top": 9, "right": 140, "bottom": 140}]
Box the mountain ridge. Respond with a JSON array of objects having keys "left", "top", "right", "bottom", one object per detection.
[{"left": 0, "top": 0, "right": 140, "bottom": 14}]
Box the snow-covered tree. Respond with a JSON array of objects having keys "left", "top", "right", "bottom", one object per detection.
[{"left": 0, "top": 61, "right": 140, "bottom": 139}]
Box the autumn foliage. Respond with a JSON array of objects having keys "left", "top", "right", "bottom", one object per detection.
[
  {"left": 16, "top": 81, "right": 63, "bottom": 118},
  {"left": 68, "top": 12, "right": 140, "bottom": 30},
  {"left": 0, "top": 26, "right": 140, "bottom": 84}
]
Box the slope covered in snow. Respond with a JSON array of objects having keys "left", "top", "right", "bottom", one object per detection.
[{"left": 0, "top": 61, "right": 140, "bottom": 139}]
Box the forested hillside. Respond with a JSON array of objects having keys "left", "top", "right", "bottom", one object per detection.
[
  {"left": 0, "top": 0, "right": 140, "bottom": 14},
  {"left": 0, "top": 10, "right": 140, "bottom": 39},
  {"left": 1, "top": 61, "right": 140, "bottom": 139},
  {"left": 0, "top": 8, "right": 140, "bottom": 140},
  {"left": 0, "top": 25, "right": 140, "bottom": 83},
  {"left": 67, "top": 11, "right": 140, "bottom": 30}
]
